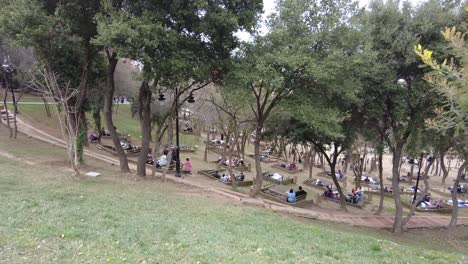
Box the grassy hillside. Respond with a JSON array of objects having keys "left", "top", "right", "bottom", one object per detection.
[{"left": 0, "top": 132, "right": 466, "bottom": 263}]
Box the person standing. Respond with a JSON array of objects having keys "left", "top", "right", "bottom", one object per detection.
[{"left": 183, "top": 158, "right": 192, "bottom": 176}]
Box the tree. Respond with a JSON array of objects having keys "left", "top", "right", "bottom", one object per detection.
[
  {"left": 361, "top": 0, "right": 461, "bottom": 233},
  {"left": 415, "top": 21, "right": 467, "bottom": 233},
  {"left": 0, "top": 0, "right": 104, "bottom": 162},
  {"left": 95, "top": 0, "right": 262, "bottom": 177}
]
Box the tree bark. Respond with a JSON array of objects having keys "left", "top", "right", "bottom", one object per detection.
[
  {"left": 391, "top": 144, "right": 404, "bottom": 233},
  {"left": 448, "top": 159, "right": 468, "bottom": 234},
  {"left": 103, "top": 51, "right": 129, "bottom": 172},
  {"left": 440, "top": 151, "right": 449, "bottom": 185},
  {"left": 137, "top": 81, "right": 152, "bottom": 177},
  {"left": 10, "top": 83, "right": 18, "bottom": 139},
  {"left": 375, "top": 150, "right": 385, "bottom": 215},
  {"left": 250, "top": 127, "right": 264, "bottom": 196},
  {"left": 2, "top": 88, "right": 13, "bottom": 138},
  {"left": 402, "top": 155, "right": 436, "bottom": 227},
  {"left": 204, "top": 127, "right": 209, "bottom": 162}
]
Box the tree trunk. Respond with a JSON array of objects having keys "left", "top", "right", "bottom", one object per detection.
[
  {"left": 204, "top": 127, "right": 209, "bottom": 162},
  {"left": 250, "top": 127, "right": 263, "bottom": 197},
  {"left": 448, "top": 159, "right": 468, "bottom": 234},
  {"left": 343, "top": 152, "right": 351, "bottom": 174},
  {"left": 440, "top": 152, "right": 449, "bottom": 185},
  {"left": 375, "top": 150, "right": 385, "bottom": 215},
  {"left": 402, "top": 155, "right": 436, "bottom": 227},
  {"left": 137, "top": 81, "right": 152, "bottom": 177},
  {"left": 151, "top": 124, "right": 167, "bottom": 178},
  {"left": 308, "top": 150, "right": 314, "bottom": 179},
  {"left": 409, "top": 164, "right": 414, "bottom": 184},
  {"left": 10, "top": 84, "right": 18, "bottom": 139},
  {"left": 2, "top": 88, "right": 13, "bottom": 138},
  {"left": 391, "top": 144, "right": 404, "bottom": 233},
  {"left": 103, "top": 51, "right": 129, "bottom": 172}
]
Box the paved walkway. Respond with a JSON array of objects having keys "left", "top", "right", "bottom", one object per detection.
[{"left": 2, "top": 108, "right": 468, "bottom": 230}]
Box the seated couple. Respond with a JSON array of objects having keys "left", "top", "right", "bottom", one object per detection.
[
  {"left": 279, "top": 162, "right": 297, "bottom": 171},
  {"left": 287, "top": 186, "right": 307, "bottom": 203}
]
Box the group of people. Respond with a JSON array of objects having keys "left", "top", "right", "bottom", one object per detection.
[
  {"left": 417, "top": 195, "right": 445, "bottom": 209},
  {"left": 113, "top": 96, "right": 132, "bottom": 104},
  {"left": 217, "top": 157, "right": 245, "bottom": 167},
  {"left": 145, "top": 149, "right": 192, "bottom": 175},
  {"left": 287, "top": 186, "right": 307, "bottom": 203},
  {"left": 323, "top": 186, "right": 365, "bottom": 205},
  {"left": 213, "top": 171, "right": 245, "bottom": 183},
  {"left": 347, "top": 188, "right": 365, "bottom": 205}
]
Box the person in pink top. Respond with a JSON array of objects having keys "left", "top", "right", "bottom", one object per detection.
[{"left": 183, "top": 158, "right": 192, "bottom": 175}]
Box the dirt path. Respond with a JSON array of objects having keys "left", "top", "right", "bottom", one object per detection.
[{"left": 2, "top": 109, "right": 468, "bottom": 230}]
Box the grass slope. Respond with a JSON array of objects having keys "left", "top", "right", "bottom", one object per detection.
[{"left": 0, "top": 135, "right": 466, "bottom": 263}]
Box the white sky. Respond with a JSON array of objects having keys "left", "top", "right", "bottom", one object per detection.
[{"left": 236, "top": 0, "right": 426, "bottom": 42}]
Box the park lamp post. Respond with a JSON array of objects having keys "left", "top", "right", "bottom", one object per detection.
[{"left": 158, "top": 88, "right": 195, "bottom": 177}]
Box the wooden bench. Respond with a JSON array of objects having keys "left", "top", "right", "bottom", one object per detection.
[
  {"left": 260, "top": 186, "right": 312, "bottom": 207},
  {"left": 271, "top": 164, "right": 303, "bottom": 174}
]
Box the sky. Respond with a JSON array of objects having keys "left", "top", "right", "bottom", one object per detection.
[{"left": 236, "top": 0, "right": 427, "bottom": 41}]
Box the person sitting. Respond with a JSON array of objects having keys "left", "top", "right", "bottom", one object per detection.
[
  {"left": 237, "top": 172, "right": 245, "bottom": 182},
  {"left": 338, "top": 170, "right": 344, "bottom": 179},
  {"left": 295, "top": 186, "right": 307, "bottom": 197},
  {"left": 259, "top": 155, "right": 267, "bottom": 161},
  {"left": 101, "top": 127, "right": 110, "bottom": 136},
  {"left": 156, "top": 154, "right": 168, "bottom": 168},
  {"left": 279, "top": 163, "right": 287, "bottom": 168},
  {"left": 436, "top": 200, "right": 444, "bottom": 208},
  {"left": 88, "top": 133, "right": 100, "bottom": 143},
  {"left": 146, "top": 156, "right": 154, "bottom": 165},
  {"left": 213, "top": 170, "right": 221, "bottom": 179},
  {"left": 289, "top": 162, "right": 297, "bottom": 171},
  {"left": 287, "top": 189, "right": 296, "bottom": 203},
  {"left": 324, "top": 186, "right": 333, "bottom": 198},
  {"left": 183, "top": 158, "right": 192, "bottom": 176},
  {"left": 364, "top": 176, "right": 370, "bottom": 183},
  {"left": 315, "top": 179, "right": 323, "bottom": 187},
  {"left": 221, "top": 174, "right": 232, "bottom": 183},
  {"left": 239, "top": 159, "right": 245, "bottom": 166},
  {"left": 384, "top": 187, "right": 389, "bottom": 192}
]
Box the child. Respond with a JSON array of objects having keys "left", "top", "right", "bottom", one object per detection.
[{"left": 183, "top": 158, "right": 192, "bottom": 176}]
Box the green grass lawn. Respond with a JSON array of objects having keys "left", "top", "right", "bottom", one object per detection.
[{"left": 0, "top": 133, "right": 467, "bottom": 263}]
